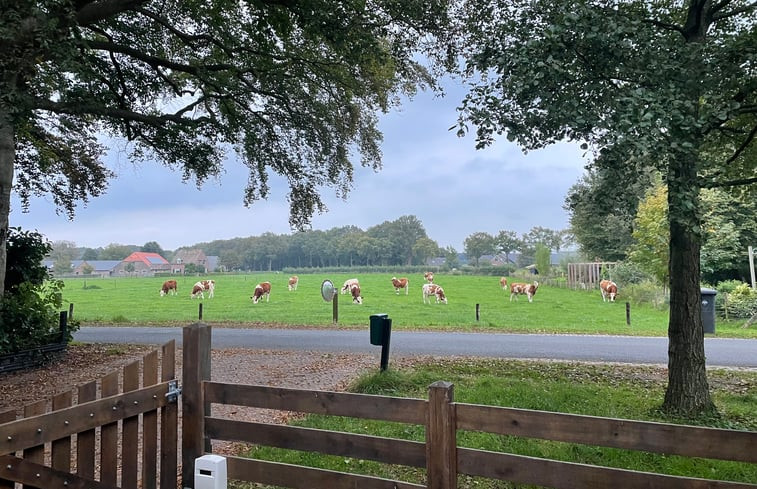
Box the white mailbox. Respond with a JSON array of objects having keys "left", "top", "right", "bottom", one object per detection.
[{"left": 194, "top": 454, "right": 227, "bottom": 489}]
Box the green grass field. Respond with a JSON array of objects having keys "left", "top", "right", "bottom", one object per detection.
[{"left": 61, "top": 273, "right": 756, "bottom": 337}]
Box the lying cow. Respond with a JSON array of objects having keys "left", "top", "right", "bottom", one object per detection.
[
  {"left": 424, "top": 271, "right": 434, "bottom": 283},
  {"left": 350, "top": 284, "right": 363, "bottom": 304},
  {"left": 341, "top": 278, "right": 359, "bottom": 294},
  {"left": 160, "top": 279, "right": 177, "bottom": 296},
  {"left": 600, "top": 279, "right": 618, "bottom": 302},
  {"left": 391, "top": 277, "right": 409, "bottom": 295},
  {"left": 499, "top": 277, "right": 508, "bottom": 290},
  {"left": 510, "top": 281, "right": 539, "bottom": 302},
  {"left": 422, "top": 283, "right": 447, "bottom": 304},
  {"left": 251, "top": 282, "right": 272, "bottom": 304},
  {"left": 288, "top": 275, "right": 299, "bottom": 291}
]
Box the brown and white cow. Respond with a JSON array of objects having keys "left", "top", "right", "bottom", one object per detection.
[
  {"left": 341, "top": 278, "right": 359, "bottom": 294},
  {"left": 391, "top": 277, "right": 409, "bottom": 295},
  {"left": 499, "top": 277, "right": 508, "bottom": 290},
  {"left": 160, "top": 279, "right": 177, "bottom": 296},
  {"left": 424, "top": 271, "right": 434, "bottom": 283},
  {"left": 510, "top": 281, "right": 539, "bottom": 303},
  {"left": 288, "top": 275, "right": 299, "bottom": 291},
  {"left": 190, "top": 281, "right": 205, "bottom": 299},
  {"left": 422, "top": 283, "right": 447, "bottom": 304},
  {"left": 199, "top": 279, "right": 215, "bottom": 298},
  {"left": 350, "top": 284, "right": 363, "bottom": 304},
  {"left": 600, "top": 280, "right": 618, "bottom": 302},
  {"left": 251, "top": 282, "right": 272, "bottom": 304}
]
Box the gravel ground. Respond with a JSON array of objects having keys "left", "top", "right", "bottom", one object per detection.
[{"left": 0, "top": 343, "right": 381, "bottom": 456}]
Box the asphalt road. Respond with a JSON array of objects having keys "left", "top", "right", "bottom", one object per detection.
[{"left": 73, "top": 327, "right": 757, "bottom": 368}]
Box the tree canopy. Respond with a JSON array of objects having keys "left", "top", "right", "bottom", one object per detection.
[
  {"left": 455, "top": 0, "right": 757, "bottom": 414},
  {"left": 0, "top": 0, "right": 454, "bottom": 296}
]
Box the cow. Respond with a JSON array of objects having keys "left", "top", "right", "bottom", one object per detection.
[
  {"left": 190, "top": 282, "right": 205, "bottom": 299},
  {"left": 422, "top": 283, "right": 447, "bottom": 304},
  {"left": 510, "top": 281, "right": 539, "bottom": 302},
  {"left": 499, "top": 277, "right": 508, "bottom": 290},
  {"left": 391, "top": 277, "right": 409, "bottom": 295},
  {"left": 350, "top": 284, "right": 363, "bottom": 304},
  {"left": 600, "top": 279, "right": 618, "bottom": 302},
  {"left": 160, "top": 280, "right": 177, "bottom": 296},
  {"left": 288, "top": 275, "right": 299, "bottom": 291},
  {"left": 341, "top": 278, "right": 359, "bottom": 294},
  {"left": 199, "top": 279, "right": 215, "bottom": 298},
  {"left": 424, "top": 271, "right": 434, "bottom": 283},
  {"left": 251, "top": 282, "right": 272, "bottom": 304}
]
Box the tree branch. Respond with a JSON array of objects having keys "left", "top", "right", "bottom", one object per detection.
[
  {"left": 712, "top": 0, "right": 757, "bottom": 20},
  {"left": 75, "top": 0, "right": 149, "bottom": 26},
  {"left": 704, "top": 176, "right": 757, "bottom": 188},
  {"left": 724, "top": 122, "right": 757, "bottom": 165},
  {"left": 31, "top": 98, "right": 211, "bottom": 127}
]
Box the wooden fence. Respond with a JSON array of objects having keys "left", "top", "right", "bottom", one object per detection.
[
  {"left": 0, "top": 341, "right": 178, "bottom": 489},
  {"left": 182, "top": 323, "right": 757, "bottom": 489}
]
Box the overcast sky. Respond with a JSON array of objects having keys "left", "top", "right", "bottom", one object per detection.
[{"left": 10, "top": 80, "right": 589, "bottom": 252}]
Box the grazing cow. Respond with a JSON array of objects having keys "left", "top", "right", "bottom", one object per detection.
[
  {"left": 499, "top": 277, "right": 508, "bottom": 290},
  {"left": 160, "top": 280, "right": 177, "bottom": 296},
  {"left": 424, "top": 271, "right": 434, "bottom": 283},
  {"left": 350, "top": 284, "right": 363, "bottom": 304},
  {"left": 510, "top": 281, "right": 539, "bottom": 303},
  {"left": 251, "top": 282, "right": 272, "bottom": 304},
  {"left": 600, "top": 280, "right": 618, "bottom": 302},
  {"left": 422, "top": 283, "right": 448, "bottom": 304},
  {"left": 391, "top": 277, "right": 409, "bottom": 295},
  {"left": 341, "top": 278, "right": 359, "bottom": 294},
  {"left": 288, "top": 275, "right": 299, "bottom": 291},
  {"left": 190, "top": 282, "right": 205, "bottom": 299},
  {"left": 198, "top": 279, "right": 215, "bottom": 298}
]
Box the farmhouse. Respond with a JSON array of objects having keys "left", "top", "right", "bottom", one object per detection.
[{"left": 112, "top": 252, "right": 171, "bottom": 276}]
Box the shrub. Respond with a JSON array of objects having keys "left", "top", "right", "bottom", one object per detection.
[
  {"left": 717, "top": 282, "right": 757, "bottom": 319},
  {"left": 0, "top": 280, "right": 71, "bottom": 354},
  {"left": 611, "top": 261, "right": 653, "bottom": 285},
  {"left": 622, "top": 280, "right": 668, "bottom": 309}
]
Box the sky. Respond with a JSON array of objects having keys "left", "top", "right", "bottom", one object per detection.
[{"left": 9, "top": 81, "right": 590, "bottom": 253}]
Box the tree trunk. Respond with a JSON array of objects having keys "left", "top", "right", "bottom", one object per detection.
[
  {"left": 0, "top": 111, "right": 14, "bottom": 299},
  {"left": 662, "top": 154, "right": 715, "bottom": 415}
]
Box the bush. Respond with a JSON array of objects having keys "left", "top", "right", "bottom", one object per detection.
[
  {"left": 0, "top": 228, "right": 79, "bottom": 355},
  {"left": 717, "top": 282, "right": 757, "bottom": 319},
  {"left": 0, "top": 280, "right": 74, "bottom": 354},
  {"left": 622, "top": 280, "right": 668, "bottom": 309},
  {"left": 611, "top": 261, "right": 653, "bottom": 285}
]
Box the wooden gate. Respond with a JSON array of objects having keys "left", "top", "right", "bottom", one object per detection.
[{"left": 0, "top": 340, "right": 178, "bottom": 489}]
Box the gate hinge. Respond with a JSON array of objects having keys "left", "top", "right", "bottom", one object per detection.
[{"left": 165, "top": 379, "right": 182, "bottom": 403}]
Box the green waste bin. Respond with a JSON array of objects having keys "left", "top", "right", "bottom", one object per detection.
[
  {"left": 370, "top": 314, "right": 389, "bottom": 345},
  {"left": 701, "top": 288, "right": 717, "bottom": 334}
]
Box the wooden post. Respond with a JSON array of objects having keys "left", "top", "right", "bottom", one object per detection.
[
  {"left": 426, "top": 381, "right": 457, "bottom": 489},
  {"left": 332, "top": 293, "right": 338, "bottom": 324},
  {"left": 626, "top": 302, "right": 631, "bottom": 326},
  {"left": 182, "top": 323, "right": 212, "bottom": 488},
  {"left": 749, "top": 245, "right": 755, "bottom": 289},
  {"left": 475, "top": 304, "right": 480, "bottom": 322},
  {"left": 198, "top": 302, "right": 203, "bottom": 320},
  {"left": 68, "top": 303, "right": 74, "bottom": 320}
]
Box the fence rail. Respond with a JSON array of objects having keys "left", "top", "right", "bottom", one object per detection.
[{"left": 0, "top": 341, "right": 178, "bottom": 489}]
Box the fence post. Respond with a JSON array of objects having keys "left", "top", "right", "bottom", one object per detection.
[
  {"left": 426, "top": 381, "right": 457, "bottom": 489},
  {"left": 182, "top": 323, "right": 212, "bottom": 488}
]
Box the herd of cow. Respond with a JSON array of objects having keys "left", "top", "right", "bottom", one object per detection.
[{"left": 159, "top": 274, "right": 620, "bottom": 304}]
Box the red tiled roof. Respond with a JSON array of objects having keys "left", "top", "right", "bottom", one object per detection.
[{"left": 123, "top": 252, "right": 169, "bottom": 266}]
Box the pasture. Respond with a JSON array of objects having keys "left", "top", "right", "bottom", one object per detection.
[{"left": 60, "top": 273, "right": 756, "bottom": 337}]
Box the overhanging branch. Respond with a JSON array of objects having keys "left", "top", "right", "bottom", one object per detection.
[
  {"left": 75, "top": 0, "right": 149, "bottom": 26},
  {"left": 31, "top": 98, "right": 211, "bottom": 127}
]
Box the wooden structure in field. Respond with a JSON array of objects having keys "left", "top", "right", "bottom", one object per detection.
[{"left": 568, "top": 262, "right": 618, "bottom": 289}]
